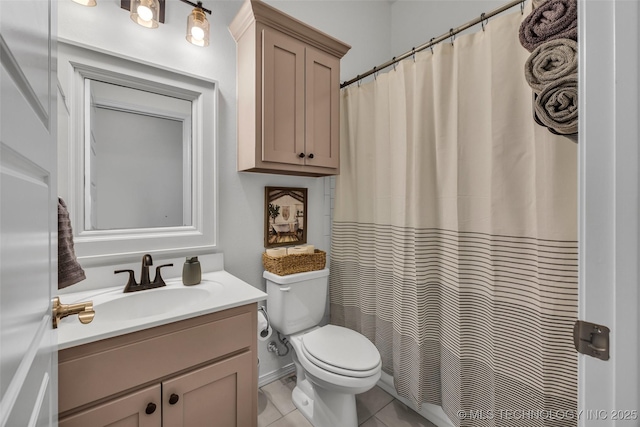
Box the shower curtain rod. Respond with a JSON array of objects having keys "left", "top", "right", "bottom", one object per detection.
[{"left": 340, "top": 0, "right": 525, "bottom": 88}]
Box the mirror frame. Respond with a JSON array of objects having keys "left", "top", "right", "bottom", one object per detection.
[{"left": 58, "top": 41, "right": 218, "bottom": 266}]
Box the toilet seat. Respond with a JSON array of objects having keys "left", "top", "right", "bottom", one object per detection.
[{"left": 300, "top": 325, "right": 381, "bottom": 378}]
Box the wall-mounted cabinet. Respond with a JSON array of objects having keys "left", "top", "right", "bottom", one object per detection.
[
  {"left": 230, "top": 0, "right": 350, "bottom": 177},
  {"left": 58, "top": 305, "right": 257, "bottom": 427}
]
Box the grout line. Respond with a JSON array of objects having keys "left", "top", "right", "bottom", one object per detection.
[{"left": 371, "top": 414, "right": 392, "bottom": 427}]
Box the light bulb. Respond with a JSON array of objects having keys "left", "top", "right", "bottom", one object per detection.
[
  {"left": 137, "top": 5, "right": 153, "bottom": 22},
  {"left": 186, "top": 7, "right": 209, "bottom": 47},
  {"left": 130, "top": 0, "right": 159, "bottom": 28},
  {"left": 190, "top": 26, "right": 205, "bottom": 41}
]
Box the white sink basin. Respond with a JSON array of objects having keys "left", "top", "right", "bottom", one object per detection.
[
  {"left": 90, "top": 280, "right": 224, "bottom": 322},
  {"left": 62, "top": 280, "right": 224, "bottom": 324}
]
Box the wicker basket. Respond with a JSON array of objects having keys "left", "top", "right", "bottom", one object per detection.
[{"left": 262, "top": 250, "right": 326, "bottom": 276}]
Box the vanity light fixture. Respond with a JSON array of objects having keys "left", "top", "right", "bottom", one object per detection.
[
  {"left": 71, "top": 0, "right": 97, "bottom": 6},
  {"left": 130, "top": 0, "right": 161, "bottom": 28},
  {"left": 180, "top": 0, "right": 212, "bottom": 47},
  {"left": 120, "top": 0, "right": 211, "bottom": 46}
]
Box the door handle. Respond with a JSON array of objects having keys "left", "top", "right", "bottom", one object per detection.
[
  {"left": 279, "top": 286, "right": 291, "bottom": 292},
  {"left": 52, "top": 297, "right": 95, "bottom": 329}
]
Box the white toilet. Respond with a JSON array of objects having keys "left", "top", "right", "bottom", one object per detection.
[{"left": 264, "top": 268, "right": 382, "bottom": 427}]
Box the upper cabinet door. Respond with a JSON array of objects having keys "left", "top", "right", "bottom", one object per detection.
[
  {"left": 262, "top": 28, "right": 306, "bottom": 166},
  {"left": 305, "top": 47, "right": 340, "bottom": 169}
]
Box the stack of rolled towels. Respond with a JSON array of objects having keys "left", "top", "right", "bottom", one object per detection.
[
  {"left": 266, "top": 244, "right": 315, "bottom": 257},
  {"left": 519, "top": 0, "right": 578, "bottom": 142}
]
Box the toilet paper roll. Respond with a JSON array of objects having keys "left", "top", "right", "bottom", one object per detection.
[
  {"left": 295, "top": 244, "right": 315, "bottom": 254},
  {"left": 257, "top": 310, "right": 272, "bottom": 341},
  {"left": 266, "top": 248, "right": 287, "bottom": 258},
  {"left": 287, "top": 245, "right": 314, "bottom": 255}
]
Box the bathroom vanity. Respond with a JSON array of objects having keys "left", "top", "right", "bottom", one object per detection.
[{"left": 57, "top": 270, "right": 266, "bottom": 427}]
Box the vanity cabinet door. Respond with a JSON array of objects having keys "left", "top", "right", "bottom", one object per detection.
[
  {"left": 162, "top": 351, "right": 254, "bottom": 427},
  {"left": 59, "top": 384, "right": 161, "bottom": 427}
]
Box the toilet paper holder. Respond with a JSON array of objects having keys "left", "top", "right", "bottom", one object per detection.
[{"left": 258, "top": 306, "right": 270, "bottom": 338}]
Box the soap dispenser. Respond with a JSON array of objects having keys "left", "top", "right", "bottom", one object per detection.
[{"left": 182, "top": 256, "right": 201, "bottom": 286}]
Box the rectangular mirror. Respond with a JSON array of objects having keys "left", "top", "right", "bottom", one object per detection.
[
  {"left": 86, "top": 80, "right": 192, "bottom": 230},
  {"left": 58, "top": 42, "right": 217, "bottom": 266}
]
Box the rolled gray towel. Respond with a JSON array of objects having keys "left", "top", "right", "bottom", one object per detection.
[
  {"left": 519, "top": 0, "right": 577, "bottom": 52},
  {"left": 525, "top": 38, "right": 577, "bottom": 93},
  {"left": 533, "top": 76, "right": 578, "bottom": 135}
]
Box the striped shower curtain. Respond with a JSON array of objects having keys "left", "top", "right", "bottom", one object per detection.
[{"left": 330, "top": 9, "right": 578, "bottom": 427}]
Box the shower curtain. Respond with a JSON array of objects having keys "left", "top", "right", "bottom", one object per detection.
[{"left": 330, "top": 10, "right": 578, "bottom": 427}]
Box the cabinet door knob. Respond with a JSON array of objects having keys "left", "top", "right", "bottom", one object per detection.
[
  {"left": 169, "top": 393, "right": 180, "bottom": 405},
  {"left": 298, "top": 153, "right": 305, "bottom": 158},
  {"left": 308, "top": 153, "right": 314, "bottom": 159},
  {"left": 145, "top": 402, "right": 157, "bottom": 415}
]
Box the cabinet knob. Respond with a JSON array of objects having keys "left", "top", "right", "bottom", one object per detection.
[
  {"left": 169, "top": 393, "right": 180, "bottom": 405},
  {"left": 308, "top": 153, "right": 314, "bottom": 159},
  {"left": 145, "top": 402, "right": 157, "bottom": 415},
  {"left": 298, "top": 153, "right": 305, "bottom": 158}
]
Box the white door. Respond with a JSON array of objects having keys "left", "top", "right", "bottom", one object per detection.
[
  {"left": 579, "top": 0, "right": 640, "bottom": 424},
  {"left": 0, "top": 0, "right": 58, "bottom": 426}
]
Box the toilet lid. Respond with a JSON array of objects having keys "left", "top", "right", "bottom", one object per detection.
[{"left": 301, "top": 325, "right": 381, "bottom": 375}]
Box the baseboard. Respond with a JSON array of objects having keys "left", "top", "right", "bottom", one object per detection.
[
  {"left": 258, "top": 362, "right": 296, "bottom": 387},
  {"left": 377, "top": 371, "right": 455, "bottom": 427}
]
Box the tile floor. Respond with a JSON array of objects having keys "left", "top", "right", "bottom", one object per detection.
[{"left": 258, "top": 374, "right": 438, "bottom": 427}]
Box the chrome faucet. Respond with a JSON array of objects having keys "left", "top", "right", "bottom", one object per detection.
[{"left": 114, "top": 254, "right": 173, "bottom": 293}]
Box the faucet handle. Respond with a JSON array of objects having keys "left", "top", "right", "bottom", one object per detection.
[
  {"left": 115, "top": 269, "right": 138, "bottom": 292},
  {"left": 153, "top": 264, "right": 174, "bottom": 287}
]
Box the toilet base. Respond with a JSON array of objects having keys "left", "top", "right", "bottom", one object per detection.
[
  {"left": 291, "top": 350, "right": 359, "bottom": 427},
  {"left": 292, "top": 378, "right": 358, "bottom": 427}
]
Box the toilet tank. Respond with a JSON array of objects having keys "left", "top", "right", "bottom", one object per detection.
[{"left": 264, "top": 268, "right": 329, "bottom": 335}]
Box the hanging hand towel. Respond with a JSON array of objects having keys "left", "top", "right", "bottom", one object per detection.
[
  {"left": 524, "top": 38, "right": 577, "bottom": 93},
  {"left": 58, "top": 198, "right": 86, "bottom": 289},
  {"left": 519, "top": 0, "right": 577, "bottom": 52},
  {"left": 533, "top": 76, "right": 578, "bottom": 136}
]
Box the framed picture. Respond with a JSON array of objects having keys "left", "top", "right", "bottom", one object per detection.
[{"left": 265, "top": 187, "right": 307, "bottom": 248}]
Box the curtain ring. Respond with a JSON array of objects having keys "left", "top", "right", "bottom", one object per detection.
[
  {"left": 449, "top": 29, "right": 455, "bottom": 45},
  {"left": 481, "top": 12, "right": 487, "bottom": 31},
  {"left": 412, "top": 47, "right": 416, "bottom": 62},
  {"left": 520, "top": 0, "right": 525, "bottom": 14},
  {"left": 392, "top": 57, "right": 397, "bottom": 71},
  {"left": 357, "top": 75, "right": 361, "bottom": 87},
  {"left": 373, "top": 66, "right": 378, "bottom": 80},
  {"left": 430, "top": 38, "right": 435, "bottom": 54}
]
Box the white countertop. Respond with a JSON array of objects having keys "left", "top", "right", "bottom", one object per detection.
[{"left": 57, "top": 270, "right": 266, "bottom": 350}]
